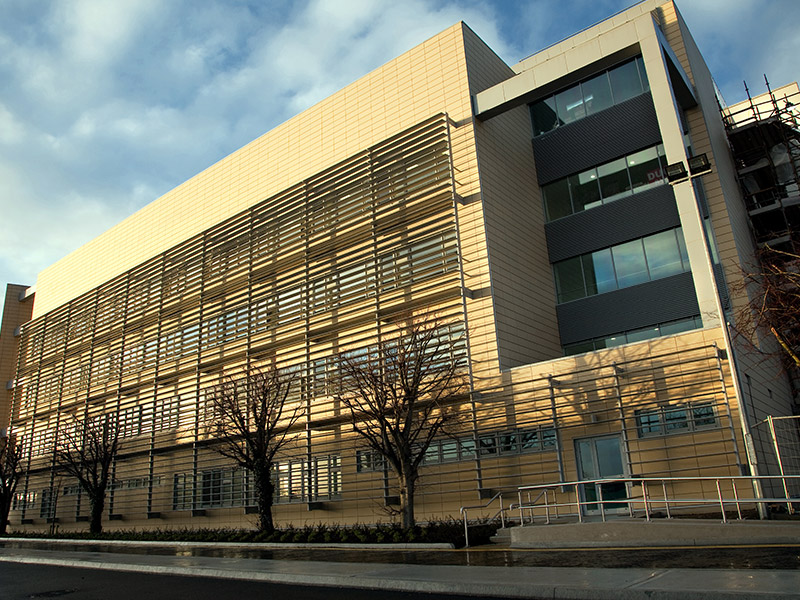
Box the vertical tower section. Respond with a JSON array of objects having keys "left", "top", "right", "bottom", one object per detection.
[
  {"left": 463, "top": 25, "right": 563, "bottom": 370},
  {"left": 0, "top": 285, "right": 34, "bottom": 433}
]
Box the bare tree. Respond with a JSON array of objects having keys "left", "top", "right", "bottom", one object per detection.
[
  {"left": 0, "top": 434, "right": 23, "bottom": 535},
  {"left": 54, "top": 415, "right": 121, "bottom": 534},
  {"left": 336, "top": 317, "right": 468, "bottom": 528},
  {"left": 737, "top": 244, "right": 800, "bottom": 367},
  {"left": 206, "top": 367, "right": 302, "bottom": 533}
]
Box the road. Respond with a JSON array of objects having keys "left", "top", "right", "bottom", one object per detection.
[{"left": 0, "top": 562, "right": 524, "bottom": 600}]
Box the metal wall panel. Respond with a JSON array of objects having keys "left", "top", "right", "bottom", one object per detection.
[
  {"left": 555, "top": 272, "right": 699, "bottom": 344},
  {"left": 532, "top": 93, "right": 660, "bottom": 185},
  {"left": 544, "top": 185, "right": 679, "bottom": 262}
]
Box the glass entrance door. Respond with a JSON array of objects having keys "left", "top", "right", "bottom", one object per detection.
[{"left": 575, "top": 435, "right": 628, "bottom": 514}]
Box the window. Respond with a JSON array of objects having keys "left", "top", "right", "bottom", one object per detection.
[
  {"left": 479, "top": 434, "right": 498, "bottom": 456},
  {"left": 531, "top": 96, "right": 559, "bottom": 137},
  {"left": 12, "top": 491, "right": 36, "bottom": 511},
  {"left": 612, "top": 239, "right": 649, "bottom": 288},
  {"left": 597, "top": 158, "right": 631, "bottom": 203},
  {"left": 421, "top": 427, "right": 557, "bottom": 465},
  {"left": 628, "top": 147, "right": 664, "bottom": 191},
  {"left": 531, "top": 56, "right": 649, "bottom": 136},
  {"left": 274, "top": 455, "right": 341, "bottom": 503},
  {"left": 542, "top": 144, "right": 667, "bottom": 222},
  {"left": 356, "top": 449, "right": 385, "bottom": 473},
  {"left": 553, "top": 228, "right": 691, "bottom": 303},
  {"left": 312, "top": 455, "right": 342, "bottom": 499},
  {"left": 172, "top": 474, "right": 193, "bottom": 510},
  {"left": 563, "top": 315, "right": 703, "bottom": 356},
  {"left": 635, "top": 402, "right": 718, "bottom": 437},
  {"left": 608, "top": 57, "right": 649, "bottom": 103},
  {"left": 172, "top": 468, "right": 245, "bottom": 510},
  {"left": 108, "top": 476, "right": 163, "bottom": 492},
  {"left": 40, "top": 488, "right": 55, "bottom": 519}
]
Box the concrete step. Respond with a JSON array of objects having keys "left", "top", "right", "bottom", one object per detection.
[
  {"left": 489, "top": 527, "right": 512, "bottom": 544},
  {"left": 508, "top": 517, "right": 800, "bottom": 548}
]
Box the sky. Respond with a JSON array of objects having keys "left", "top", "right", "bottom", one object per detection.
[{"left": 1, "top": 0, "right": 798, "bottom": 318}]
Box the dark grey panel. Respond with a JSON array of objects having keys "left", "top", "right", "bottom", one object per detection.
[
  {"left": 713, "top": 263, "right": 730, "bottom": 310},
  {"left": 544, "top": 185, "right": 679, "bottom": 262},
  {"left": 556, "top": 272, "right": 699, "bottom": 344},
  {"left": 532, "top": 93, "right": 660, "bottom": 185}
]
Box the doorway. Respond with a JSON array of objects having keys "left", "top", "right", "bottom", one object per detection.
[{"left": 575, "top": 435, "right": 628, "bottom": 515}]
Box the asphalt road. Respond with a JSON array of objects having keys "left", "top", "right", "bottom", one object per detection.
[
  {"left": 2, "top": 539, "right": 799, "bottom": 569},
  {"left": 0, "top": 562, "right": 523, "bottom": 600}
]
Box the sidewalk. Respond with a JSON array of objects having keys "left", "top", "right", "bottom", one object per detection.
[{"left": 0, "top": 539, "right": 798, "bottom": 599}]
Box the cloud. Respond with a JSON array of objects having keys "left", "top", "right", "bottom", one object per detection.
[
  {"left": 678, "top": 0, "right": 800, "bottom": 104},
  {"left": 0, "top": 0, "right": 795, "bottom": 322},
  {"left": 0, "top": 0, "right": 508, "bottom": 317}
]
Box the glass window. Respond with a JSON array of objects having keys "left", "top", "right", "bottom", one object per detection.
[
  {"left": 664, "top": 407, "right": 689, "bottom": 431},
  {"left": 601, "top": 333, "right": 627, "bottom": 348},
  {"left": 609, "top": 59, "right": 643, "bottom": 103},
  {"left": 627, "top": 147, "right": 664, "bottom": 190},
  {"left": 532, "top": 97, "right": 560, "bottom": 136},
  {"left": 554, "top": 84, "right": 585, "bottom": 125},
  {"left": 580, "top": 254, "right": 598, "bottom": 296},
  {"left": 531, "top": 57, "right": 648, "bottom": 138},
  {"left": 703, "top": 218, "right": 720, "bottom": 264},
  {"left": 565, "top": 315, "right": 703, "bottom": 356},
  {"left": 612, "top": 239, "right": 648, "bottom": 288},
  {"left": 676, "top": 227, "right": 690, "bottom": 267},
  {"left": 636, "top": 410, "right": 661, "bottom": 436},
  {"left": 568, "top": 168, "right": 601, "bottom": 212},
  {"left": 693, "top": 404, "right": 716, "bottom": 427},
  {"left": 424, "top": 444, "right": 440, "bottom": 464},
  {"left": 563, "top": 340, "right": 596, "bottom": 356},
  {"left": 581, "top": 72, "right": 613, "bottom": 116},
  {"left": 660, "top": 317, "right": 697, "bottom": 336},
  {"left": 541, "top": 428, "right": 557, "bottom": 448},
  {"left": 554, "top": 228, "right": 692, "bottom": 305},
  {"left": 589, "top": 248, "right": 616, "bottom": 294},
  {"left": 543, "top": 179, "right": 572, "bottom": 220},
  {"left": 626, "top": 325, "right": 659, "bottom": 343},
  {"left": 520, "top": 430, "right": 541, "bottom": 451},
  {"left": 500, "top": 432, "right": 519, "bottom": 454},
  {"left": 460, "top": 439, "right": 476, "bottom": 459},
  {"left": 441, "top": 440, "right": 459, "bottom": 462},
  {"left": 479, "top": 434, "right": 498, "bottom": 456},
  {"left": 636, "top": 56, "right": 650, "bottom": 92},
  {"left": 597, "top": 157, "right": 631, "bottom": 203},
  {"left": 554, "top": 257, "right": 586, "bottom": 303},
  {"left": 541, "top": 144, "right": 671, "bottom": 222},
  {"left": 644, "top": 229, "right": 684, "bottom": 280}
]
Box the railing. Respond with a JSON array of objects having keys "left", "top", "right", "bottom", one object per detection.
[
  {"left": 459, "top": 490, "right": 549, "bottom": 548},
  {"left": 516, "top": 475, "right": 800, "bottom": 526},
  {"left": 460, "top": 491, "right": 514, "bottom": 548}
]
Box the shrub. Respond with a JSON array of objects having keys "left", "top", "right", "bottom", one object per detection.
[{"left": 6, "top": 517, "right": 500, "bottom": 547}]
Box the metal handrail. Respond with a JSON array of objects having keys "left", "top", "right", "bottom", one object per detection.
[
  {"left": 515, "top": 475, "right": 799, "bottom": 525},
  {"left": 460, "top": 491, "right": 506, "bottom": 548},
  {"left": 517, "top": 489, "right": 549, "bottom": 525}
]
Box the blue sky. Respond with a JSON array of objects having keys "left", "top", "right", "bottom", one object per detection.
[{"left": 0, "top": 0, "right": 798, "bottom": 317}]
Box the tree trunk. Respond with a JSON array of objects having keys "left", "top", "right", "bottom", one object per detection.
[
  {"left": 0, "top": 494, "right": 10, "bottom": 535},
  {"left": 253, "top": 462, "right": 275, "bottom": 533},
  {"left": 89, "top": 491, "right": 105, "bottom": 534},
  {"left": 398, "top": 469, "right": 416, "bottom": 529}
]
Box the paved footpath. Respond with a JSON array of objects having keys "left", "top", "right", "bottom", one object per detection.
[{"left": 0, "top": 541, "right": 798, "bottom": 600}]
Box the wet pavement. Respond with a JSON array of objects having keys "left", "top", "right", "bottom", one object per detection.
[
  {"left": 2, "top": 538, "right": 800, "bottom": 599},
  {"left": 2, "top": 538, "right": 799, "bottom": 570}
]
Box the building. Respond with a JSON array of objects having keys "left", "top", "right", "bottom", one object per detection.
[
  {"left": 723, "top": 82, "right": 800, "bottom": 251},
  {"left": 1, "top": 0, "right": 797, "bottom": 531}
]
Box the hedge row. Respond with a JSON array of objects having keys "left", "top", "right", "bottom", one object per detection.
[{"left": 7, "top": 519, "right": 500, "bottom": 547}]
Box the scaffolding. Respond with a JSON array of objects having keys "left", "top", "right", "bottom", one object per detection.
[{"left": 723, "top": 78, "right": 800, "bottom": 251}]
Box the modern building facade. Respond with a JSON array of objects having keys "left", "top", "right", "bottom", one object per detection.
[{"left": 1, "top": 0, "right": 797, "bottom": 531}]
